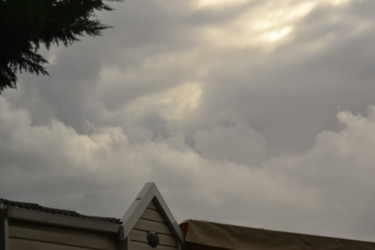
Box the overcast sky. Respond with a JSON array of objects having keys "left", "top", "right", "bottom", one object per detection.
[{"left": 2, "top": 0, "right": 375, "bottom": 242}]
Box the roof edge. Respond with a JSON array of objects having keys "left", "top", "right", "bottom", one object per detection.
[
  {"left": 0, "top": 198, "right": 120, "bottom": 223},
  {"left": 0, "top": 198, "right": 121, "bottom": 233}
]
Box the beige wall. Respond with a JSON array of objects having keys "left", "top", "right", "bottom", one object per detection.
[{"left": 129, "top": 201, "right": 177, "bottom": 250}]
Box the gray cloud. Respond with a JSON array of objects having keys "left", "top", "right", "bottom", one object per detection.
[
  {"left": 2, "top": 95, "right": 375, "bottom": 240},
  {"left": 1, "top": 0, "right": 375, "bottom": 242},
  {"left": 194, "top": 122, "right": 266, "bottom": 165}
]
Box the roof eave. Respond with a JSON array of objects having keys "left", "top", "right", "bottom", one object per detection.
[{"left": 1, "top": 206, "right": 120, "bottom": 233}]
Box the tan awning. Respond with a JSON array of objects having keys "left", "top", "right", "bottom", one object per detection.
[{"left": 180, "top": 220, "right": 375, "bottom": 250}]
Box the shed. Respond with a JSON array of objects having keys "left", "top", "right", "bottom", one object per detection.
[
  {"left": 0, "top": 182, "right": 185, "bottom": 250},
  {"left": 180, "top": 219, "right": 375, "bottom": 250}
]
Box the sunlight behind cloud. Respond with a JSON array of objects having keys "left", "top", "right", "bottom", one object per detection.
[
  {"left": 325, "top": 0, "right": 352, "bottom": 6},
  {"left": 160, "top": 82, "right": 202, "bottom": 120},
  {"left": 193, "top": 0, "right": 248, "bottom": 9},
  {"left": 199, "top": 0, "right": 356, "bottom": 50},
  {"left": 201, "top": 1, "right": 318, "bottom": 49},
  {"left": 262, "top": 26, "right": 293, "bottom": 42},
  {"left": 126, "top": 82, "right": 202, "bottom": 120}
]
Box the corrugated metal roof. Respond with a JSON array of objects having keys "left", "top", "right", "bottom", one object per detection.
[{"left": 0, "top": 198, "right": 121, "bottom": 224}]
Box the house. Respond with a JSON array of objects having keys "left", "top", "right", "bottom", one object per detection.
[
  {"left": 0, "top": 183, "right": 184, "bottom": 250},
  {"left": 1, "top": 183, "right": 375, "bottom": 250}
]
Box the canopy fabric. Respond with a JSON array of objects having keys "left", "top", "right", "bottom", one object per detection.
[{"left": 180, "top": 220, "right": 375, "bottom": 250}]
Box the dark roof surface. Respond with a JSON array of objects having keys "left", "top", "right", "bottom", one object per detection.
[
  {"left": 0, "top": 198, "right": 121, "bottom": 224},
  {"left": 181, "top": 220, "right": 375, "bottom": 250}
]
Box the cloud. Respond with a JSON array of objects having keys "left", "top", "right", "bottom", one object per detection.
[
  {"left": 194, "top": 122, "right": 266, "bottom": 165},
  {"left": 2, "top": 94, "right": 375, "bottom": 240},
  {"left": 1, "top": 0, "right": 375, "bottom": 242}
]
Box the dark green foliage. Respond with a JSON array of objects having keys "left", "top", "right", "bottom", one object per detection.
[{"left": 0, "top": 0, "right": 121, "bottom": 92}]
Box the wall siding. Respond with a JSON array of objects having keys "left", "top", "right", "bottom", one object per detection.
[
  {"left": 130, "top": 201, "right": 177, "bottom": 250},
  {"left": 8, "top": 221, "right": 117, "bottom": 250},
  {"left": 129, "top": 241, "right": 177, "bottom": 250}
]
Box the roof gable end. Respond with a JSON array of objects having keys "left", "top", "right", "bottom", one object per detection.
[{"left": 121, "top": 182, "right": 184, "bottom": 246}]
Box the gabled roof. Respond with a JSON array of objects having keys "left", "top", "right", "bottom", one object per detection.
[{"left": 121, "top": 182, "right": 184, "bottom": 245}]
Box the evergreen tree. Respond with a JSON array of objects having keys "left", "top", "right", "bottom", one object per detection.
[{"left": 0, "top": 0, "right": 121, "bottom": 92}]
